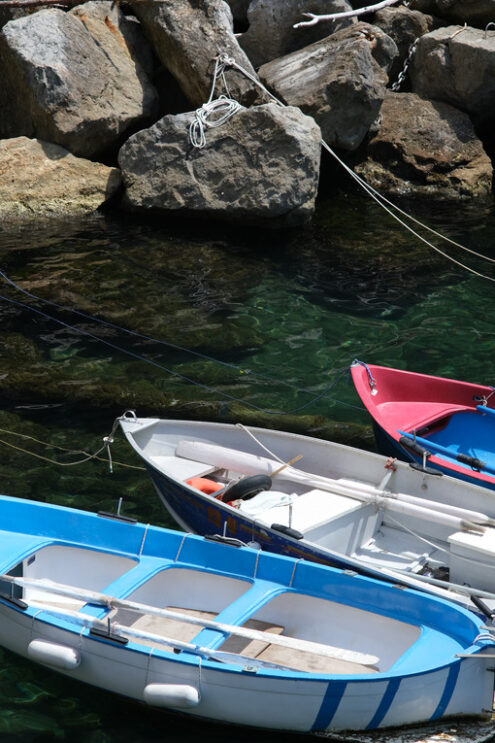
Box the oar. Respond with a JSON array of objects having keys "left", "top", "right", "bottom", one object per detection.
[
  {"left": 176, "top": 440, "right": 488, "bottom": 532},
  {"left": 335, "top": 477, "right": 495, "bottom": 527},
  {"left": 476, "top": 405, "right": 495, "bottom": 419},
  {"left": 1, "top": 575, "right": 378, "bottom": 666},
  {"left": 398, "top": 431, "right": 495, "bottom": 476},
  {"left": 379, "top": 565, "right": 495, "bottom": 602},
  {"left": 269, "top": 455, "right": 303, "bottom": 478},
  {"left": 26, "top": 601, "right": 299, "bottom": 672}
]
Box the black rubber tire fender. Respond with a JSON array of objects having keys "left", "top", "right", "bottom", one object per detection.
[{"left": 220, "top": 474, "right": 272, "bottom": 502}]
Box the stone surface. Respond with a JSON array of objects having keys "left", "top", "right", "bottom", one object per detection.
[
  {"left": 131, "top": 0, "right": 265, "bottom": 108},
  {"left": 432, "top": 0, "right": 495, "bottom": 27},
  {"left": 225, "top": 0, "right": 252, "bottom": 23},
  {"left": 409, "top": 25, "right": 495, "bottom": 131},
  {"left": 259, "top": 23, "right": 397, "bottom": 151},
  {"left": 0, "top": 137, "right": 122, "bottom": 221},
  {"left": 355, "top": 92, "right": 493, "bottom": 199},
  {"left": 118, "top": 103, "right": 321, "bottom": 225},
  {"left": 372, "top": 7, "right": 439, "bottom": 85},
  {"left": 0, "top": 2, "right": 158, "bottom": 157},
  {"left": 239, "top": 0, "right": 356, "bottom": 69}
]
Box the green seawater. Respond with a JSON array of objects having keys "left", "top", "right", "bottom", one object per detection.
[{"left": 0, "top": 186, "right": 495, "bottom": 741}]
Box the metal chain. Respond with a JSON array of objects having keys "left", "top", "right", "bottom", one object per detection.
[{"left": 391, "top": 37, "right": 419, "bottom": 91}]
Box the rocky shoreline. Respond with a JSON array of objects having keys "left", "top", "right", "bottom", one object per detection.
[{"left": 0, "top": 0, "right": 493, "bottom": 227}]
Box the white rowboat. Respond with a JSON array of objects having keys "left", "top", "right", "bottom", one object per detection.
[
  {"left": 0, "top": 494, "right": 494, "bottom": 733},
  {"left": 120, "top": 412, "right": 495, "bottom": 617}
]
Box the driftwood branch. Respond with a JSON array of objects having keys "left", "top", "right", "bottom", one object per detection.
[{"left": 293, "top": 0, "right": 403, "bottom": 28}]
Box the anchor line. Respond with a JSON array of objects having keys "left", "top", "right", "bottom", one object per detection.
[
  {"left": 211, "top": 54, "right": 495, "bottom": 282},
  {"left": 0, "top": 290, "right": 356, "bottom": 417}
]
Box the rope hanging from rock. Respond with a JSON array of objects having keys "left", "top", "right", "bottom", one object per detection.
[
  {"left": 190, "top": 96, "right": 243, "bottom": 149},
  {"left": 189, "top": 54, "right": 243, "bottom": 149}
]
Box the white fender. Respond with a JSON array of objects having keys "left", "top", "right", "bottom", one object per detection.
[
  {"left": 28, "top": 639, "right": 80, "bottom": 670},
  {"left": 143, "top": 683, "right": 199, "bottom": 708}
]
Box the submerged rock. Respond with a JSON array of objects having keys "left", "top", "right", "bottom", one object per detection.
[
  {"left": 259, "top": 23, "right": 398, "bottom": 151},
  {"left": 239, "top": 0, "right": 356, "bottom": 69},
  {"left": 355, "top": 92, "right": 493, "bottom": 199},
  {"left": 0, "top": 137, "right": 121, "bottom": 221},
  {"left": 118, "top": 103, "right": 321, "bottom": 226},
  {"left": 0, "top": 2, "right": 158, "bottom": 157}
]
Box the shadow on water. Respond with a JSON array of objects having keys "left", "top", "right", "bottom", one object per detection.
[{"left": 0, "top": 188, "right": 494, "bottom": 740}]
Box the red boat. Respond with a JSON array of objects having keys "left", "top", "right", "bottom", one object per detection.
[{"left": 351, "top": 360, "right": 495, "bottom": 490}]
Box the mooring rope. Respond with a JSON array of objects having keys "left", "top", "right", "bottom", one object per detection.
[
  {"left": 212, "top": 53, "right": 495, "bottom": 282},
  {"left": 189, "top": 55, "right": 243, "bottom": 148},
  {"left": 0, "top": 288, "right": 358, "bottom": 417},
  {"left": 0, "top": 269, "right": 337, "bottom": 399},
  {"left": 0, "top": 418, "right": 144, "bottom": 470}
]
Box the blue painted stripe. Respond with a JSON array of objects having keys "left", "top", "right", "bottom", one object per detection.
[
  {"left": 430, "top": 663, "right": 460, "bottom": 720},
  {"left": 365, "top": 677, "right": 402, "bottom": 730},
  {"left": 311, "top": 681, "right": 347, "bottom": 732}
]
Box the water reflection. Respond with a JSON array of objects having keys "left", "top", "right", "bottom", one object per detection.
[{"left": 0, "top": 191, "right": 494, "bottom": 739}]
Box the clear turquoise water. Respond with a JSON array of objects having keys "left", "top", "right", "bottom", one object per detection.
[{"left": 0, "top": 186, "right": 495, "bottom": 740}]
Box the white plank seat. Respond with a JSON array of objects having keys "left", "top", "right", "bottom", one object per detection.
[
  {"left": 448, "top": 527, "right": 495, "bottom": 592},
  {"left": 149, "top": 455, "right": 216, "bottom": 481},
  {"left": 242, "top": 489, "right": 379, "bottom": 554}
]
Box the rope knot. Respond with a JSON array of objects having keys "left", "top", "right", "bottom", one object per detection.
[{"left": 189, "top": 96, "right": 242, "bottom": 149}]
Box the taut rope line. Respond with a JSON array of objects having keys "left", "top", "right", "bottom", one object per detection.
[{"left": 210, "top": 53, "right": 495, "bottom": 282}]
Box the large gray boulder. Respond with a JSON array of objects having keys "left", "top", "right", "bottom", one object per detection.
[
  {"left": 0, "top": 137, "right": 122, "bottom": 222},
  {"left": 372, "top": 6, "right": 439, "bottom": 85},
  {"left": 0, "top": 2, "right": 158, "bottom": 157},
  {"left": 409, "top": 26, "right": 495, "bottom": 131},
  {"left": 239, "top": 0, "right": 356, "bottom": 69},
  {"left": 131, "top": 0, "right": 265, "bottom": 108},
  {"left": 259, "top": 23, "right": 397, "bottom": 151},
  {"left": 355, "top": 92, "right": 493, "bottom": 199},
  {"left": 118, "top": 103, "right": 321, "bottom": 226}
]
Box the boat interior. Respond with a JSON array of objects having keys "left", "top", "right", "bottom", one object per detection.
[
  {"left": 415, "top": 409, "right": 495, "bottom": 468},
  {"left": 154, "top": 437, "right": 495, "bottom": 597},
  {"left": 0, "top": 539, "right": 441, "bottom": 676}
]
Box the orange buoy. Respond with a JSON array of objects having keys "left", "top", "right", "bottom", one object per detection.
[{"left": 186, "top": 477, "right": 224, "bottom": 496}]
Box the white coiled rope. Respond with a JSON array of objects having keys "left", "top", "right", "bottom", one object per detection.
[
  {"left": 189, "top": 55, "right": 243, "bottom": 149},
  {"left": 190, "top": 96, "right": 242, "bottom": 149}
]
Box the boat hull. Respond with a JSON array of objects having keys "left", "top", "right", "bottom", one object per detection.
[
  {"left": 0, "top": 583, "right": 493, "bottom": 734},
  {"left": 146, "top": 462, "right": 354, "bottom": 570},
  {"left": 119, "top": 414, "right": 495, "bottom": 610},
  {"left": 0, "top": 494, "right": 493, "bottom": 734},
  {"left": 351, "top": 362, "right": 495, "bottom": 490}
]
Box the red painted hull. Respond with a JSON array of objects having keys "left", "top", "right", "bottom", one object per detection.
[{"left": 351, "top": 361, "right": 495, "bottom": 489}]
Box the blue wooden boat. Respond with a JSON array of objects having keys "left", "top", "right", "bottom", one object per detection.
[
  {"left": 350, "top": 360, "right": 495, "bottom": 490},
  {"left": 0, "top": 493, "right": 494, "bottom": 733}
]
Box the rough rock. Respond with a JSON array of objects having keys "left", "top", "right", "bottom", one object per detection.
[
  {"left": 225, "top": 0, "right": 252, "bottom": 24},
  {"left": 355, "top": 92, "right": 493, "bottom": 199},
  {"left": 409, "top": 25, "right": 495, "bottom": 132},
  {"left": 432, "top": 0, "right": 495, "bottom": 27},
  {"left": 131, "top": 0, "right": 265, "bottom": 108},
  {"left": 372, "top": 7, "right": 439, "bottom": 85},
  {"left": 118, "top": 103, "right": 321, "bottom": 225},
  {"left": 259, "top": 23, "right": 397, "bottom": 151},
  {"left": 0, "top": 2, "right": 158, "bottom": 157},
  {"left": 410, "top": 0, "right": 494, "bottom": 25},
  {"left": 0, "top": 137, "right": 122, "bottom": 221},
  {"left": 0, "top": 5, "right": 35, "bottom": 30},
  {"left": 239, "top": 0, "right": 356, "bottom": 69}
]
